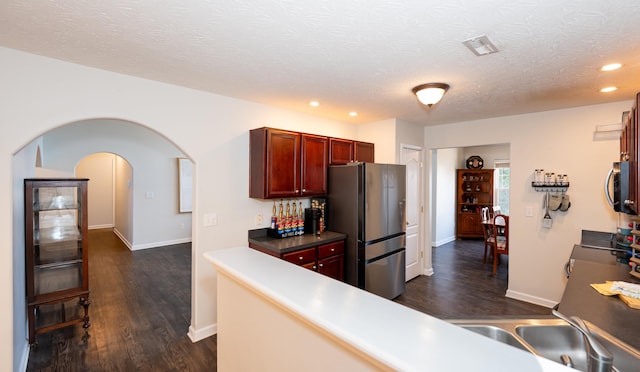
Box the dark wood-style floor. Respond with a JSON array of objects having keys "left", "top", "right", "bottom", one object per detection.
[
  {"left": 26, "top": 229, "right": 217, "bottom": 371},
  {"left": 27, "top": 231, "right": 549, "bottom": 371}
]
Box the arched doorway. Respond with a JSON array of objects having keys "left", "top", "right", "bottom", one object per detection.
[{"left": 13, "top": 118, "right": 195, "bottom": 354}]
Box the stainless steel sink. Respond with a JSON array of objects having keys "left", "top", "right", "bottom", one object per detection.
[
  {"left": 449, "top": 319, "right": 640, "bottom": 372},
  {"left": 460, "top": 325, "right": 534, "bottom": 353}
]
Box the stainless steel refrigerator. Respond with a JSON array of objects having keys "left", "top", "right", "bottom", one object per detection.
[{"left": 327, "top": 163, "right": 406, "bottom": 299}]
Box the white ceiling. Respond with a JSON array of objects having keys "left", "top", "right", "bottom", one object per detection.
[{"left": 1, "top": 0, "right": 639, "bottom": 126}]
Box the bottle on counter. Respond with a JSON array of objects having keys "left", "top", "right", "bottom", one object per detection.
[
  {"left": 285, "top": 200, "right": 292, "bottom": 232},
  {"left": 271, "top": 201, "right": 277, "bottom": 229},
  {"left": 298, "top": 202, "right": 304, "bottom": 232},
  {"left": 278, "top": 200, "right": 284, "bottom": 234}
]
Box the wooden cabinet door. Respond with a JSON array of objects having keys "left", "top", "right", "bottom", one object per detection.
[
  {"left": 329, "top": 138, "right": 354, "bottom": 165},
  {"left": 457, "top": 214, "right": 482, "bottom": 238},
  {"left": 266, "top": 129, "right": 300, "bottom": 198},
  {"left": 300, "top": 134, "right": 328, "bottom": 196},
  {"left": 318, "top": 254, "right": 344, "bottom": 280},
  {"left": 354, "top": 141, "right": 375, "bottom": 163},
  {"left": 630, "top": 99, "right": 639, "bottom": 214}
]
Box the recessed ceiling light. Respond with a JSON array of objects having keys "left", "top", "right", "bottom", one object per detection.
[
  {"left": 601, "top": 63, "right": 622, "bottom": 72},
  {"left": 349, "top": 112, "right": 358, "bottom": 117},
  {"left": 309, "top": 101, "right": 319, "bottom": 107},
  {"left": 600, "top": 86, "right": 618, "bottom": 93}
]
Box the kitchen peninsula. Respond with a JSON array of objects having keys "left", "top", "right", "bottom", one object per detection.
[{"left": 206, "top": 247, "right": 570, "bottom": 371}]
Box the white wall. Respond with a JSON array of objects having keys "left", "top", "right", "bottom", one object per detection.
[
  {"left": 42, "top": 119, "right": 192, "bottom": 249},
  {"left": 0, "top": 47, "right": 364, "bottom": 370},
  {"left": 76, "top": 153, "right": 116, "bottom": 229},
  {"left": 463, "top": 144, "right": 510, "bottom": 169},
  {"left": 115, "top": 156, "right": 134, "bottom": 244},
  {"left": 432, "top": 148, "right": 460, "bottom": 247},
  {"left": 357, "top": 118, "right": 396, "bottom": 163},
  {"left": 425, "top": 101, "right": 627, "bottom": 307}
]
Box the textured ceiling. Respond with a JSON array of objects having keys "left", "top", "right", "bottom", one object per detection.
[{"left": 1, "top": 0, "right": 639, "bottom": 126}]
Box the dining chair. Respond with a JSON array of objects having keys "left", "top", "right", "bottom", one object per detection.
[
  {"left": 492, "top": 205, "right": 502, "bottom": 216},
  {"left": 492, "top": 214, "right": 509, "bottom": 275},
  {"left": 480, "top": 207, "right": 494, "bottom": 263}
]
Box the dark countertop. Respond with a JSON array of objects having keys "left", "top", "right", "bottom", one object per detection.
[
  {"left": 248, "top": 228, "right": 347, "bottom": 255},
  {"left": 558, "top": 243, "right": 640, "bottom": 350}
]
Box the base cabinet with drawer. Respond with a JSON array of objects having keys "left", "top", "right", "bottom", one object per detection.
[{"left": 254, "top": 240, "right": 345, "bottom": 281}]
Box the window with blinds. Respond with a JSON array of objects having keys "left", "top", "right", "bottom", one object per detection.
[{"left": 494, "top": 160, "right": 510, "bottom": 214}]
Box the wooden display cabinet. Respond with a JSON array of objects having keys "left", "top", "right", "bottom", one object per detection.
[
  {"left": 456, "top": 169, "right": 494, "bottom": 239},
  {"left": 24, "top": 178, "right": 90, "bottom": 345}
]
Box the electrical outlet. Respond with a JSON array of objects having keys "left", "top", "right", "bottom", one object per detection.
[
  {"left": 542, "top": 217, "right": 553, "bottom": 229},
  {"left": 255, "top": 213, "right": 263, "bottom": 226}
]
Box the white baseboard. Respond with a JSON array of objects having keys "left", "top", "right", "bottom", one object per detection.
[
  {"left": 112, "top": 228, "right": 191, "bottom": 251},
  {"left": 422, "top": 267, "right": 434, "bottom": 276},
  {"left": 432, "top": 235, "right": 456, "bottom": 247},
  {"left": 89, "top": 223, "right": 114, "bottom": 230},
  {"left": 505, "top": 289, "right": 556, "bottom": 309},
  {"left": 131, "top": 237, "right": 192, "bottom": 251},
  {"left": 112, "top": 228, "right": 133, "bottom": 250},
  {"left": 188, "top": 323, "right": 217, "bottom": 342}
]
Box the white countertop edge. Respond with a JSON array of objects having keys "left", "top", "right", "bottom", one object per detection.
[{"left": 205, "top": 246, "right": 572, "bottom": 372}]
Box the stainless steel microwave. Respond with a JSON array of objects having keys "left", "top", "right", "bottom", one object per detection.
[{"left": 605, "top": 161, "right": 636, "bottom": 214}]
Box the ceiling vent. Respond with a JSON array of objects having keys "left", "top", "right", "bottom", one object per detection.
[{"left": 462, "top": 35, "right": 499, "bottom": 56}]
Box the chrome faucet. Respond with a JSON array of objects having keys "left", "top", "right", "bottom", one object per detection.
[{"left": 552, "top": 310, "right": 613, "bottom": 372}]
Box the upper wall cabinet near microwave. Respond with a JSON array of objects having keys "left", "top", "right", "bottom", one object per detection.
[
  {"left": 328, "top": 138, "right": 375, "bottom": 165},
  {"left": 619, "top": 93, "right": 640, "bottom": 214},
  {"left": 250, "top": 127, "right": 328, "bottom": 199}
]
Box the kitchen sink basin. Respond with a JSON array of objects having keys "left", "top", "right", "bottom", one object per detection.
[
  {"left": 449, "top": 319, "right": 640, "bottom": 372},
  {"left": 460, "top": 325, "right": 533, "bottom": 353}
]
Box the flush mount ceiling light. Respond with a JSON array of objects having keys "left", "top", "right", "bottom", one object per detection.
[
  {"left": 462, "top": 35, "right": 499, "bottom": 56},
  {"left": 412, "top": 83, "right": 450, "bottom": 107}
]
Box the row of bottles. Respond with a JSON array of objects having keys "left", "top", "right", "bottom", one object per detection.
[{"left": 270, "top": 199, "right": 305, "bottom": 237}]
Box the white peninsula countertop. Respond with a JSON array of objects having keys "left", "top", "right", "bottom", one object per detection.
[{"left": 205, "top": 247, "right": 571, "bottom": 371}]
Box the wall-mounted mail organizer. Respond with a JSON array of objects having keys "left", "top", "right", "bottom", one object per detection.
[{"left": 531, "top": 182, "right": 570, "bottom": 193}]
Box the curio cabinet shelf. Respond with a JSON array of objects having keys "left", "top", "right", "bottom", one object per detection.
[{"left": 24, "top": 178, "right": 90, "bottom": 345}]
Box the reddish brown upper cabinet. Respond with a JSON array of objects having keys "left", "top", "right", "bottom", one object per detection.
[
  {"left": 354, "top": 141, "right": 375, "bottom": 163},
  {"left": 329, "top": 138, "right": 354, "bottom": 165},
  {"left": 250, "top": 127, "right": 328, "bottom": 199},
  {"left": 329, "top": 138, "right": 375, "bottom": 165},
  {"left": 619, "top": 93, "right": 640, "bottom": 214},
  {"left": 300, "top": 133, "right": 329, "bottom": 196}
]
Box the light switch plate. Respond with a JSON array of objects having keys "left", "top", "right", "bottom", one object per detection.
[{"left": 525, "top": 206, "right": 534, "bottom": 217}]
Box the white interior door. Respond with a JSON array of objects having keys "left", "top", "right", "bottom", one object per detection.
[{"left": 402, "top": 145, "right": 423, "bottom": 281}]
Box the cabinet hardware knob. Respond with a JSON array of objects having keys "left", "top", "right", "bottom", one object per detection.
[
  {"left": 330, "top": 248, "right": 334, "bottom": 252},
  {"left": 298, "top": 256, "right": 303, "bottom": 260},
  {"left": 318, "top": 263, "right": 323, "bottom": 267}
]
